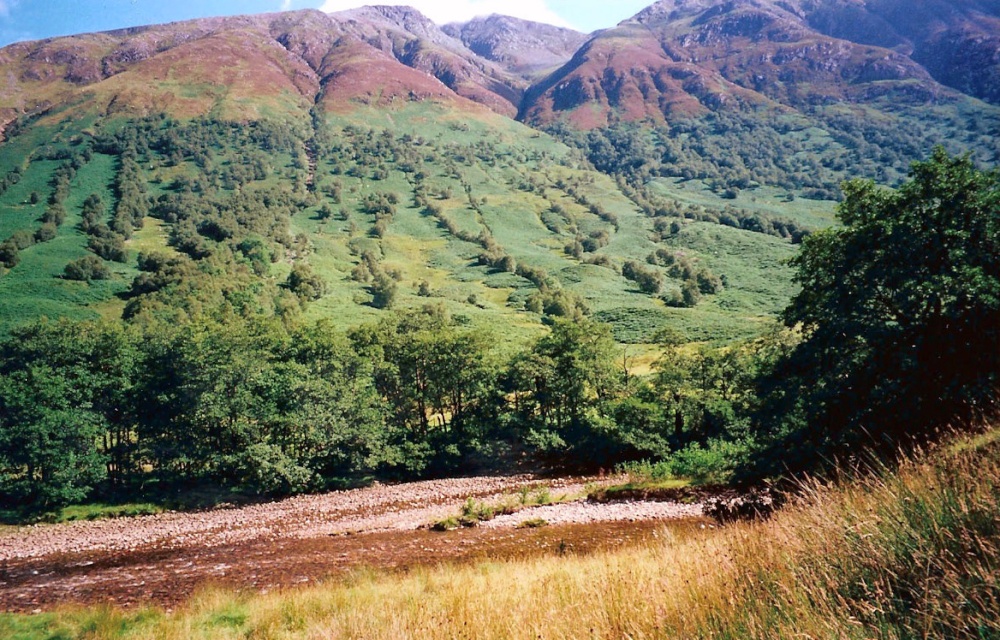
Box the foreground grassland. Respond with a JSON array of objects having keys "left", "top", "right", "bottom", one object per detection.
[{"left": 4, "top": 428, "right": 998, "bottom": 640}]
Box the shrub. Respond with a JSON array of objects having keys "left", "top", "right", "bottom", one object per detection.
[
  {"left": 64, "top": 255, "right": 111, "bottom": 282},
  {"left": 0, "top": 240, "right": 19, "bottom": 268}
]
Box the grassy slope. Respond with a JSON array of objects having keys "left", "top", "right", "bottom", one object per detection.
[
  {"left": 0, "top": 101, "right": 822, "bottom": 346},
  {"left": 298, "top": 103, "right": 813, "bottom": 346},
  {"left": 0, "top": 139, "right": 130, "bottom": 334},
  {"left": 4, "top": 428, "right": 997, "bottom": 639}
]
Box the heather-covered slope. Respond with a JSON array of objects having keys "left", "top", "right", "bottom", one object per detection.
[
  {"left": 803, "top": 0, "right": 1000, "bottom": 105},
  {"left": 520, "top": 0, "right": 965, "bottom": 128}
]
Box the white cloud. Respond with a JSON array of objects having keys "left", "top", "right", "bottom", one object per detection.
[
  {"left": 282, "top": 0, "right": 293, "bottom": 9},
  {"left": 318, "top": 0, "right": 575, "bottom": 28}
]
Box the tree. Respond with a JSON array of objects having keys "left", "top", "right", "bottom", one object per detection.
[
  {"left": 348, "top": 307, "right": 500, "bottom": 473},
  {"left": 0, "top": 364, "right": 107, "bottom": 513},
  {"left": 751, "top": 149, "right": 1000, "bottom": 478},
  {"left": 507, "top": 319, "right": 624, "bottom": 465},
  {"left": 286, "top": 263, "right": 326, "bottom": 301},
  {"left": 370, "top": 272, "right": 397, "bottom": 309},
  {"left": 0, "top": 240, "right": 19, "bottom": 268}
]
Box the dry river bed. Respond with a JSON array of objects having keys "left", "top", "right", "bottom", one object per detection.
[{"left": 0, "top": 475, "right": 707, "bottom": 612}]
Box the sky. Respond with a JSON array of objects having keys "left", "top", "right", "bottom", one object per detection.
[{"left": 0, "top": 0, "right": 655, "bottom": 46}]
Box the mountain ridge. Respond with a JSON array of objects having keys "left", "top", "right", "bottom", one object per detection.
[{"left": 1, "top": 1, "right": 998, "bottom": 133}]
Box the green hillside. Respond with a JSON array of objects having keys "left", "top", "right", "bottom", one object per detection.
[{"left": 0, "top": 100, "right": 822, "bottom": 344}]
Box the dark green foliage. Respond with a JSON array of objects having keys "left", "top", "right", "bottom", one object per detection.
[
  {"left": 41, "top": 203, "right": 66, "bottom": 226},
  {"left": 622, "top": 260, "right": 663, "bottom": 294},
  {"left": 696, "top": 269, "right": 723, "bottom": 294},
  {"left": 0, "top": 303, "right": 746, "bottom": 513},
  {"left": 349, "top": 307, "right": 501, "bottom": 473},
  {"left": 87, "top": 232, "right": 129, "bottom": 263},
  {"left": 370, "top": 272, "right": 398, "bottom": 309},
  {"left": 135, "top": 317, "right": 388, "bottom": 493},
  {"left": 681, "top": 279, "right": 701, "bottom": 307},
  {"left": 748, "top": 149, "right": 1000, "bottom": 480},
  {"left": 6, "top": 231, "right": 35, "bottom": 250},
  {"left": 506, "top": 319, "right": 666, "bottom": 467},
  {"left": 80, "top": 193, "right": 106, "bottom": 233},
  {"left": 647, "top": 247, "right": 723, "bottom": 296},
  {"left": 0, "top": 366, "right": 107, "bottom": 512},
  {"left": 64, "top": 255, "right": 111, "bottom": 282},
  {"left": 237, "top": 236, "right": 273, "bottom": 276},
  {"left": 0, "top": 240, "right": 19, "bottom": 268},
  {"left": 651, "top": 331, "right": 765, "bottom": 451},
  {"left": 286, "top": 263, "right": 326, "bottom": 301},
  {"left": 33, "top": 223, "right": 56, "bottom": 243},
  {"left": 525, "top": 288, "right": 589, "bottom": 320},
  {"left": 0, "top": 323, "right": 121, "bottom": 513}
]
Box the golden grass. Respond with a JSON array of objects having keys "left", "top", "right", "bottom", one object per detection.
[{"left": 6, "top": 430, "right": 1000, "bottom": 639}]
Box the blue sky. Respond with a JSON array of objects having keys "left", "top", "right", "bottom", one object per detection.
[{"left": 0, "top": 0, "right": 655, "bottom": 46}]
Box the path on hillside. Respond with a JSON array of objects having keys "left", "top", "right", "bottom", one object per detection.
[{"left": 0, "top": 475, "right": 706, "bottom": 612}]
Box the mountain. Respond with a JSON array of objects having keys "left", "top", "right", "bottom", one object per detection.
[
  {"left": 0, "top": 8, "right": 527, "bottom": 127},
  {"left": 802, "top": 0, "right": 1000, "bottom": 105},
  {"left": 0, "top": 2, "right": 996, "bottom": 346},
  {"left": 520, "top": 0, "right": 985, "bottom": 127},
  {"left": 443, "top": 15, "right": 589, "bottom": 78},
  {"left": 327, "top": 6, "right": 526, "bottom": 116},
  {"left": 519, "top": 0, "right": 999, "bottom": 212}
]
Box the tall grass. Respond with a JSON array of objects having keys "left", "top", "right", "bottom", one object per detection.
[{"left": 4, "top": 430, "right": 999, "bottom": 639}]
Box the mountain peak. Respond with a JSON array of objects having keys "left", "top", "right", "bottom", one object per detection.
[
  {"left": 331, "top": 5, "right": 458, "bottom": 46},
  {"left": 627, "top": 0, "right": 805, "bottom": 26},
  {"left": 443, "top": 13, "right": 588, "bottom": 77}
]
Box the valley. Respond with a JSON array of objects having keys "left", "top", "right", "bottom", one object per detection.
[{"left": 0, "top": 1, "right": 998, "bottom": 637}]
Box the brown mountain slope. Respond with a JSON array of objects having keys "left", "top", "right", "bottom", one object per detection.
[
  {"left": 520, "top": 18, "right": 779, "bottom": 128},
  {"left": 520, "top": 0, "right": 946, "bottom": 128},
  {"left": 0, "top": 7, "right": 523, "bottom": 131},
  {"left": 330, "top": 6, "right": 526, "bottom": 116},
  {"left": 801, "top": 0, "right": 1000, "bottom": 105}
]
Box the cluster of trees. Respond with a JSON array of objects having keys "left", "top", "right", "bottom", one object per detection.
[
  {"left": 361, "top": 191, "right": 400, "bottom": 238},
  {"left": 547, "top": 104, "right": 998, "bottom": 246},
  {"left": 0, "top": 307, "right": 761, "bottom": 514},
  {"left": 349, "top": 248, "right": 400, "bottom": 309},
  {"left": 554, "top": 107, "right": 994, "bottom": 198}
]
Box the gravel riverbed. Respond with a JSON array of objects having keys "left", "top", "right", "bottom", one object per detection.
[{"left": 0, "top": 474, "right": 707, "bottom": 612}]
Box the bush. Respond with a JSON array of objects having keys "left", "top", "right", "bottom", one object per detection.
[
  {"left": 88, "top": 233, "right": 129, "bottom": 263},
  {"left": 370, "top": 272, "right": 397, "bottom": 309},
  {"left": 231, "top": 444, "right": 315, "bottom": 496},
  {"left": 286, "top": 263, "right": 326, "bottom": 301},
  {"left": 622, "top": 260, "right": 663, "bottom": 294},
  {"left": 34, "top": 223, "right": 57, "bottom": 243},
  {"left": 0, "top": 240, "right": 19, "bottom": 268},
  {"left": 619, "top": 439, "right": 753, "bottom": 485},
  {"left": 64, "top": 255, "right": 111, "bottom": 282}
]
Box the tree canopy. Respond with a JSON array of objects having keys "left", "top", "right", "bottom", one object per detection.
[{"left": 750, "top": 148, "right": 1000, "bottom": 478}]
